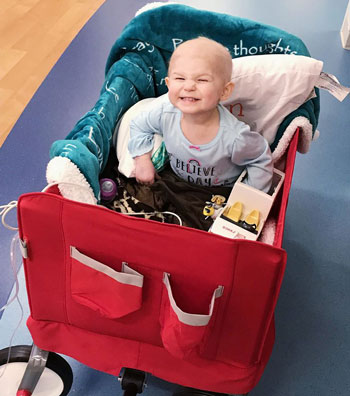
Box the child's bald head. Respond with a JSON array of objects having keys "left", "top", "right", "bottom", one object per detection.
[{"left": 168, "top": 37, "right": 233, "bottom": 83}]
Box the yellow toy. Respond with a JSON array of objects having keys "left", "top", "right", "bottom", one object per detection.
[
  {"left": 203, "top": 195, "right": 226, "bottom": 220},
  {"left": 242, "top": 209, "right": 260, "bottom": 233},
  {"left": 203, "top": 203, "right": 215, "bottom": 218},
  {"left": 211, "top": 195, "right": 226, "bottom": 206},
  {"left": 222, "top": 202, "right": 260, "bottom": 234},
  {"left": 222, "top": 201, "right": 242, "bottom": 223}
]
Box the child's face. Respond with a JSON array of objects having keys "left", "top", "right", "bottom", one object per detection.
[{"left": 165, "top": 52, "right": 233, "bottom": 117}]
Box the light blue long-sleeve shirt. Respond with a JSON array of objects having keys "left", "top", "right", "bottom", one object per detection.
[{"left": 128, "top": 97, "right": 273, "bottom": 192}]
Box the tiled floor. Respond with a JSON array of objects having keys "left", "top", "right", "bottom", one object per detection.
[{"left": 1, "top": 1, "right": 349, "bottom": 395}]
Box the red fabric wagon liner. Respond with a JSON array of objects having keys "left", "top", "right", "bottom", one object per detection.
[{"left": 17, "top": 132, "right": 298, "bottom": 394}]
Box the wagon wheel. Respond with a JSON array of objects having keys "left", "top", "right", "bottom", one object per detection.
[{"left": 0, "top": 345, "right": 73, "bottom": 396}]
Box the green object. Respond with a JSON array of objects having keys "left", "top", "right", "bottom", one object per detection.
[{"left": 151, "top": 142, "right": 170, "bottom": 172}]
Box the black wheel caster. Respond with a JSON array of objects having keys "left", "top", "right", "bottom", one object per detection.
[
  {"left": 119, "top": 367, "right": 147, "bottom": 395},
  {"left": 0, "top": 345, "right": 73, "bottom": 396}
]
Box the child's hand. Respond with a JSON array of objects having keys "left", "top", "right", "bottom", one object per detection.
[{"left": 134, "top": 154, "right": 157, "bottom": 185}]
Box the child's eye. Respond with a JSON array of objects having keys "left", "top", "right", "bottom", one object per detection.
[
  {"left": 198, "top": 79, "right": 208, "bottom": 82},
  {"left": 175, "top": 77, "right": 185, "bottom": 80}
]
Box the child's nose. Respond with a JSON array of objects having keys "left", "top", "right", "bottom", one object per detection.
[{"left": 184, "top": 79, "right": 196, "bottom": 90}]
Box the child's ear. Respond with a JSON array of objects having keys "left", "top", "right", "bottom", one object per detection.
[
  {"left": 165, "top": 76, "right": 170, "bottom": 88},
  {"left": 221, "top": 81, "right": 234, "bottom": 101}
]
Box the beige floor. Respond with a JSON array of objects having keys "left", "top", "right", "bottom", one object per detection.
[{"left": 0, "top": 0, "right": 105, "bottom": 147}]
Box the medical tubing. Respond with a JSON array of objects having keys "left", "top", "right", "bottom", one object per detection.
[
  {"left": 0, "top": 201, "right": 18, "bottom": 231},
  {"left": 43, "top": 183, "right": 182, "bottom": 224},
  {"left": 0, "top": 233, "right": 25, "bottom": 379},
  {"left": 123, "top": 211, "right": 182, "bottom": 226}
]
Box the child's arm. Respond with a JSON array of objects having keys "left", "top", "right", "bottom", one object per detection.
[
  {"left": 128, "top": 101, "right": 164, "bottom": 184},
  {"left": 232, "top": 126, "right": 273, "bottom": 193},
  {"left": 134, "top": 152, "right": 157, "bottom": 184}
]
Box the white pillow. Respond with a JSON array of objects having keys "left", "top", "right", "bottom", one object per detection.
[
  {"left": 114, "top": 94, "right": 168, "bottom": 178},
  {"left": 221, "top": 54, "right": 323, "bottom": 144}
]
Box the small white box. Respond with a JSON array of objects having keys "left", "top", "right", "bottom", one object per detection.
[{"left": 210, "top": 168, "right": 285, "bottom": 241}]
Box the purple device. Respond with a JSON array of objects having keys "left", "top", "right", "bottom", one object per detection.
[{"left": 99, "top": 178, "right": 117, "bottom": 202}]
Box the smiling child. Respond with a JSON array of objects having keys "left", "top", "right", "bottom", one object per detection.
[{"left": 128, "top": 37, "right": 273, "bottom": 192}]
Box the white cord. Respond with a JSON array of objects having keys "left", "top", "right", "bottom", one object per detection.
[
  {"left": 0, "top": 233, "right": 25, "bottom": 379},
  {"left": 0, "top": 201, "right": 18, "bottom": 231},
  {"left": 1, "top": 182, "right": 96, "bottom": 232},
  {"left": 0, "top": 234, "right": 22, "bottom": 312},
  {"left": 123, "top": 211, "right": 183, "bottom": 226}
]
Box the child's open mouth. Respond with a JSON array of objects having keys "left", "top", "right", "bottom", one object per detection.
[{"left": 180, "top": 97, "right": 199, "bottom": 102}]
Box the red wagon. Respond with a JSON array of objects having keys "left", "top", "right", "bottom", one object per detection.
[{"left": 1, "top": 4, "right": 322, "bottom": 396}]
